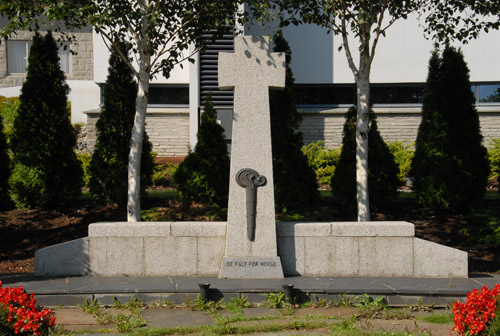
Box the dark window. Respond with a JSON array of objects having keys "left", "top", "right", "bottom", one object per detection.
[
  {"left": 148, "top": 85, "right": 189, "bottom": 106},
  {"left": 99, "top": 84, "right": 189, "bottom": 106},
  {"left": 295, "top": 84, "right": 425, "bottom": 106}
]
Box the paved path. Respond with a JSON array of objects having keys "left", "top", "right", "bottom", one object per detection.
[{"left": 1, "top": 273, "right": 498, "bottom": 307}]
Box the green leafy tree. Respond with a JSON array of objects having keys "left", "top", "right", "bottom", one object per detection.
[
  {"left": 0, "top": 115, "right": 10, "bottom": 209},
  {"left": 331, "top": 105, "right": 399, "bottom": 218},
  {"left": 173, "top": 95, "right": 230, "bottom": 208},
  {"left": 9, "top": 31, "right": 82, "bottom": 209},
  {"left": 0, "top": 0, "right": 243, "bottom": 221},
  {"left": 89, "top": 41, "right": 154, "bottom": 206},
  {"left": 411, "top": 47, "right": 489, "bottom": 210},
  {"left": 270, "top": 31, "right": 318, "bottom": 212}
]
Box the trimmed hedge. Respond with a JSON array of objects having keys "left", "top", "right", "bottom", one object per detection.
[
  {"left": 411, "top": 47, "right": 489, "bottom": 210},
  {"left": 9, "top": 32, "right": 82, "bottom": 209}
]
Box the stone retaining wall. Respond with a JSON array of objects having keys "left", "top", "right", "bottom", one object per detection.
[
  {"left": 83, "top": 105, "right": 500, "bottom": 157},
  {"left": 85, "top": 107, "right": 190, "bottom": 157},
  {"left": 35, "top": 221, "right": 468, "bottom": 278},
  {"left": 299, "top": 106, "right": 500, "bottom": 149}
]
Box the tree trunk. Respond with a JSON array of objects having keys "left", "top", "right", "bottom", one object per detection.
[
  {"left": 356, "top": 70, "right": 370, "bottom": 222},
  {"left": 127, "top": 63, "right": 150, "bottom": 222}
]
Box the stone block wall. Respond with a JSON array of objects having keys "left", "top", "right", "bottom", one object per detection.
[
  {"left": 85, "top": 107, "right": 190, "bottom": 157},
  {"left": 0, "top": 29, "right": 93, "bottom": 88},
  {"left": 299, "top": 106, "right": 500, "bottom": 149}
]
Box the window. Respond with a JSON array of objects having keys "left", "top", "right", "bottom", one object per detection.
[
  {"left": 472, "top": 83, "right": 500, "bottom": 104},
  {"left": 7, "top": 40, "right": 71, "bottom": 74},
  {"left": 99, "top": 84, "right": 189, "bottom": 107},
  {"left": 295, "top": 84, "right": 425, "bottom": 106},
  {"left": 295, "top": 83, "right": 500, "bottom": 107}
]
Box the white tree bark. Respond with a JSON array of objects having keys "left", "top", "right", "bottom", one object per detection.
[
  {"left": 356, "top": 69, "right": 370, "bottom": 222},
  {"left": 127, "top": 4, "right": 151, "bottom": 222}
]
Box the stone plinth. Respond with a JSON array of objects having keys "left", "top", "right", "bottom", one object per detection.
[{"left": 218, "top": 35, "right": 286, "bottom": 278}]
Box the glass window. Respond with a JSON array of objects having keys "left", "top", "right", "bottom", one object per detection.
[
  {"left": 477, "top": 84, "right": 500, "bottom": 103},
  {"left": 99, "top": 84, "right": 189, "bottom": 107},
  {"left": 148, "top": 86, "right": 189, "bottom": 106},
  {"left": 7, "top": 40, "right": 71, "bottom": 74},
  {"left": 7, "top": 41, "right": 31, "bottom": 74}
]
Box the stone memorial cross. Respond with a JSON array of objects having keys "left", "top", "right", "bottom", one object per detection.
[{"left": 218, "top": 35, "right": 286, "bottom": 278}]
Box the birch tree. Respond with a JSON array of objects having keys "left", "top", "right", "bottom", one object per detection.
[
  {"left": 0, "top": 0, "right": 240, "bottom": 221},
  {"left": 271, "top": 0, "right": 422, "bottom": 221}
]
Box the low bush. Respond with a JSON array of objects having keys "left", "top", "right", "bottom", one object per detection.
[
  {"left": 77, "top": 151, "right": 92, "bottom": 188},
  {"left": 0, "top": 115, "right": 10, "bottom": 209},
  {"left": 387, "top": 141, "right": 415, "bottom": 185},
  {"left": 0, "top": 281, "right": 55, "bottom": 335},
  {"left": 152, "top": 162, "right": 178, "bottom": 188},
  {"left": 301, "top": 141, "right": 340, "bottom": 185},
  {"left": 0, "top": 96, "right": 20, "bottom": 145},
  {"left": 488, "top": 138, "right": 500, "bottom": 195}
]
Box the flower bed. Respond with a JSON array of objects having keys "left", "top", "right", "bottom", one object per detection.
[
  {"left": 0, "top": 281, "right": 55, "bottom": 335},
  {"left": 453, "top": 284, "right": 500, "bottom": 335}
]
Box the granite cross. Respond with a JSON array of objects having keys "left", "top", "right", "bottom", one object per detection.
[{"left": 218, "top": 35, "right": 286, "bottom": 279}]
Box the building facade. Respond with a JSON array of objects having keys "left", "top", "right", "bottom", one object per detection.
[{"left": 2, "top": 14, "right": 500, "bottom": 156}]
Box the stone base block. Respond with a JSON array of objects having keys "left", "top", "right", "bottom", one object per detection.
[
  {"left": 219, "top": 257, "right": 284, "bottom": 279},
  {"left": 34, "top": 221, "right": 468, "bottom": 278},
  {"left": 35, "top": 238, "right": 89, "bottom": 276}
]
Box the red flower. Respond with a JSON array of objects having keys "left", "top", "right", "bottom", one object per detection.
[{"left": 0, "top": 281, "right": 56, "bottom": 335}]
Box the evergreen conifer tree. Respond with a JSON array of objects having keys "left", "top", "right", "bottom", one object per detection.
[
  {"left": 9, "top": 32, "right": 82, "bottom": 209},
  {"left": 411, "top": 46, "right": 489, "bottom": 210},
  {"left": 173, "top": 94, "right": 230, "bottom": 208},
  {"left": 270, "top": 31, "right": 318, "bottom": 212},
  {"left": 0, "top": 115, "right": 10, "bottom": 209},
  {"left": 89, "top": 41, "right": 154, "bottom": 206},
  {"left": 331, "top": 105, "right": 400, "bottom": 218}
]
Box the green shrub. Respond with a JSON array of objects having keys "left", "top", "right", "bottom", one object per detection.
[
  {"left": 152, "top": 162, "right": 178, "bottom": 188},
  {"left": 173, "top": 94, "right": 230, "bottom": 208},
  {"left": 488, "top": 138, "right": 500, "bottom": 179},
  {"left": 77, "top": 151, "right": 92, "bottom": 188},
  {"left": 9, "top": 32, "right": 82, "bottom": 209},
  {"left": 0, "top": 115, "right": 10, "bottom": 209},
  {"left": 0, "top": 96, "right": 20, "bottom": 145},
  {"left": 331, "top": 105, "right": 400, "bottom": 217},
  {"left": 88, "top": 40, "right": 154, "bottom": 206},
  {"left": 387, "top": 141, "right": 415, "bottom": 185},
  {"left": 411, "top": 47, "right": 489, "bottom": 210},
  {"left": 270, "top": 31, "right": 318, "bottom": 212},
  {"left": 301, "top": 141, "right": 341, "bottom": 185}
]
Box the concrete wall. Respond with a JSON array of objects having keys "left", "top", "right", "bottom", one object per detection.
[
  {"left": 33, "top": 221, "right": 466, "bottom": 278},
  {"left": 85, "top": 107, "right": 190, "bottom": 157}
]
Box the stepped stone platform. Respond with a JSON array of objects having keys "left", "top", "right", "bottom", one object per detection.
[{"left": 35, "top": 221, "right": 467, "bottom": 278}]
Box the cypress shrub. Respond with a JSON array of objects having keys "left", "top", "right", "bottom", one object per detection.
[
  {"left": 9, "top": 32, "right": 82, "bottom": 209},
  {"left": 0, "top": 115, "right": 10, "bottom": 209},
  {"left": 270, "top": 31, "right": 318, "bottom": 212},
  {"left": 411, "top": 47, "right": 489, "bottom": 210},
  {"left": 89, "top": 41, "right": 154, "bottom": 206},
  {"left": 173, "top": 94, "right": 230, "bottom": 208},
  {"left": 331, "top": 105, "right": 400, "bottom": 218}
]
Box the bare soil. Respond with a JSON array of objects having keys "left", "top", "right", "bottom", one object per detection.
[{"left": 0, "top": 194, "right": 498, "bottom": 274}]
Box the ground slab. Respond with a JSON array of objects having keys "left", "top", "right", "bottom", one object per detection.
[{"left": 0, "top": 273, "right": 497, "bottom": 308}]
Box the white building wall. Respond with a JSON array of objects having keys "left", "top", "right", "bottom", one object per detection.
[{"left": 92, "top": 31, "right": 190, "bottom": 84}]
